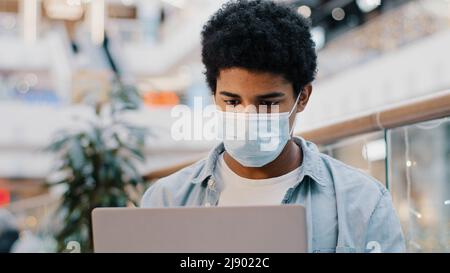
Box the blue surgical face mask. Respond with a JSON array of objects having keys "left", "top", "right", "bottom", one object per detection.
[{"left": 216, "top": 92, "right": 301, "bottom": 167}]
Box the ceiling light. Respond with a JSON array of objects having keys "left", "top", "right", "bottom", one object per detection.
[
  {"left": 331, "top": 7, "right": 345, "bottom": 21},
  {"left": 297, "top": 5, "right": 311, "bottom": 18},
  {"left": 356, "top": 0, "right": 381, "bottom": 13}
]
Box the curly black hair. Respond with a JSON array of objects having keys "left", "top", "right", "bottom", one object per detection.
[{"left": 201, "top": 0, "right": 317, "bottom": 97}]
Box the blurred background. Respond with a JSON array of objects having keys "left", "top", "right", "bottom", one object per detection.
[{"left": 0, "top": 0, "right": 449, "bottom": 252}]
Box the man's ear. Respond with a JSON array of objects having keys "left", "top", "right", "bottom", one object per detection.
[{"left": 296, "top": 84, "right": 312, "bottom": 113}]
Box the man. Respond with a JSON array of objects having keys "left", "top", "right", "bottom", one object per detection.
[{"left": 141, "top": 0, "right": 405, "bottom": 253}]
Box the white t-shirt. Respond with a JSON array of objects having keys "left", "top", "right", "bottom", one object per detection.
[{"left": 215, "top": 154, "right": 302, "bottom": 206}]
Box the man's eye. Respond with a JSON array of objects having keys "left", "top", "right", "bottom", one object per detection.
[{"left": 224, "top": 100, "right": 240, "bottom": 106}]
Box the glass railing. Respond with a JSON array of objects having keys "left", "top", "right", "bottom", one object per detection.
[
  {"left": 318, "top": 116, "right": 450, "bottom": 252},
  {"left": 387, "top": 117, "right": 450, "bottom": 252}
]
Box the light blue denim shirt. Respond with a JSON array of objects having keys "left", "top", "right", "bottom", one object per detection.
[{"left": 141, "top": 137, "right": 406, "bottom": 253}]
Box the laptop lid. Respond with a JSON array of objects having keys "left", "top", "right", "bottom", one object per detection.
[{"left": 92, "top": 205, "right": 307, "bottom": 253}]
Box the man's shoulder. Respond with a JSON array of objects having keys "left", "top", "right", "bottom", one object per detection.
[
  {"left": 140, "top": 159, "right": 207, "bottom": 207},
  {"left": 311, "top": 150, "right": 393, "bottom": 243},
  {"left": 316, "top": 150, "right": 387, "bottom": 198},
  {"left": 300, "top": 138, "right": 385, "bottom": 197}
]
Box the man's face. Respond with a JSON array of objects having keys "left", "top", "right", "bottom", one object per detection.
[{"left": 214, "top": 67, "right": 311, "bottom": 128}]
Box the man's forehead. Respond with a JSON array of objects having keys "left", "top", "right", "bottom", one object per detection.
[{"left": 218, "top": 68, "right": 288, "bottom": 83}]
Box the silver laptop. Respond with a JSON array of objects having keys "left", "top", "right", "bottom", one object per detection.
[{"left": 92, "top": 205, "right": 307, "bottom": 253}]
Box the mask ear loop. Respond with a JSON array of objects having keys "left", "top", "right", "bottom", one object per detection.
[
  {"left": 288, "top": 90, "right": 303, "bottom": 116},
  {"left": 288, "top": 89, "right": 303, "bottom": 135},
  {"left": 212, "top": 94, "right": 219, "bottom": 108}
]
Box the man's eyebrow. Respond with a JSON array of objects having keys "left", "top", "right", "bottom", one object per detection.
[
  {"left": 256, "top": 92, "right": 286, "bottom": 99},
  {"left": 219, "top": 91, "right": 286, "bottom": 99},
  {"left": 219, "top": 91, "right": 241, "bottom": 98}
]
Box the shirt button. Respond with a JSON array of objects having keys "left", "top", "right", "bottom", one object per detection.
[{"left": 208, "top": 179, "right": 215, "bottom": 188}]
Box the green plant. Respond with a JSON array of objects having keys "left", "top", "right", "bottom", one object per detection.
[{"left": 46, "top": 83, "right": 147, "bottom": 252}]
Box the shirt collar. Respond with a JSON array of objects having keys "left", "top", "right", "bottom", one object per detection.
[
  {"left": 192, "top": 137, "right": 326, "bottom": 187},
  {"left": 293, "top": 137, "right": 326, "bottom": 187}
]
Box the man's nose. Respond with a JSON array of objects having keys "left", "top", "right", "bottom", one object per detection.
[{"left": 236, "top": 103, "right": 259, "bottom": 113}]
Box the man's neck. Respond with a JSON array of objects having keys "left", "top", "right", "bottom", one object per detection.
[{"left": 223, "top": 140, "right": 303, "bottom": 180}]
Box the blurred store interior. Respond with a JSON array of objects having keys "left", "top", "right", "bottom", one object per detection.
[{"left": 0, "top": 0, "right": 449, "bottom": 252}]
